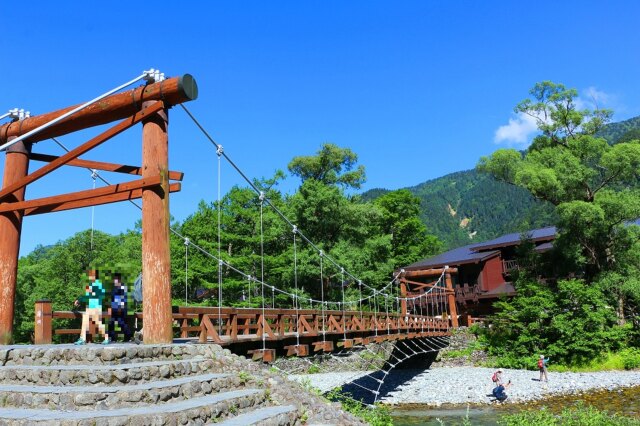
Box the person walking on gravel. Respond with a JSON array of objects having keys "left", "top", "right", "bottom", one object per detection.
[{"left": 538, "top": 355, "right": 549, "bottom": 382}]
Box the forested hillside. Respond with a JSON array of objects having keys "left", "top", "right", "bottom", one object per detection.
[
  {"left": 363, "top": 115, "right": 640, "bottom": 249},
  {"left": 596, "top": 115, "right": 640, "bottom": 144},
  {"left": 363, "top": 170, "right": 556, "bottom": 249}
]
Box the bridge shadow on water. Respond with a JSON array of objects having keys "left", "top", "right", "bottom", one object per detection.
[{"left": 336, "top": 350, "right": 439, "bottom": 405}]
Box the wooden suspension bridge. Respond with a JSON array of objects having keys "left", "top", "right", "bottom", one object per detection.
[{"left": 0, "top": 71, "right": 459, "bottom": 363}]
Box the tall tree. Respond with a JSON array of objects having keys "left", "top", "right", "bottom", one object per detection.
[
  {"left": 288, "top": 143, "right": 366, "bottom": 189},
  {"left": 374, "top": 189, "right": 442, "bottom": 267},
  {"left": 478, "top": 81, "right": 640, "bottom": 278}
]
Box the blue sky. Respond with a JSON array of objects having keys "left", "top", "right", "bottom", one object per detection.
[{"left": 1, "top": 1, "right": 639, "bottom": 256}]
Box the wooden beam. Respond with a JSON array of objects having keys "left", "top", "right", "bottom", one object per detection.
[
  {"left": 0, "top": 102, "right": 164, "bottom": 203},
  {"left": 0, "top": 176, "right": 161, "bottom": 214},
  {"left": 400, "top": 278, "right": 446, "bottom": 291},
  {"left": 29, "top": 152, "right": 184, "bottom": 181},
  {"left": 402, "top": 267, "right": 458, "bottom": 277},
  {"left": 24, "top": 183, "right": 181, "bottom": 216},
  {"left": 285, "top": 344, "right": 309, "bottom": 357},
  {"left": 445, "top": 271, "right": 459, "bottom": 328},
  {"left": 249, "top": 349, "right": 276, "bottom": 363},
  {"left": 0, "top": 75, "right": 198, "bottom": 145}
]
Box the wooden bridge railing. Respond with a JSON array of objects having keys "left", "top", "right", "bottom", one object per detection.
[
  {"left": 177, "top": 306, "right": 450, "bottom": 344},
  {"left": 34, "top": 300, "right": 451, "bottom": 345}
]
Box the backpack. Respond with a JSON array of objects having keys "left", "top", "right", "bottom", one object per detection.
[
  {"left": 537, "top": 358, "right": 544, "bottom": 368},
  {"left": 491, "top": 372, "right": 499, "bottom": 382}
]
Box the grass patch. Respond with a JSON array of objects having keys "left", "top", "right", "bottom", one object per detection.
[
  {"left": 441, "top": 340, "right": 484, "bottom": 359},
  {"left": 548, "top": 349, "right": 640, "bottom": 372},
  {"left": 307, "top": 363, "right": 321, "bottom": 374},
  {"left": 325, "top": 388, "right": 393, "bottom": 426},
  {"left": 498, "top": 403, "right": 640, "bottom": 425}
]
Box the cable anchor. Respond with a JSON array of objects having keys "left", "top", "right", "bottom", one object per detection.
[
  {"left": 8, "top": 108, "right": 30, "bottom": 120},
  {"left": 143, "top": 68, "right": 166, "bottom": 83}
]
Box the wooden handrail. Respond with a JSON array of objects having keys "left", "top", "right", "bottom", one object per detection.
[{"left": 34, "top": 301, "right": 452, "bottom": 345}]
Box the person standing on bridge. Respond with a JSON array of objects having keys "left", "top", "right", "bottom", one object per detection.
[
  {"left": 107, "top": 273, "right": 133, "bottom": 343},
  {"left": 74, "top": 269, "right": 108, "bottom": 345}
]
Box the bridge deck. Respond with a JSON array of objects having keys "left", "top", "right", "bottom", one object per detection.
[{"left": 35, "top": 303, "right": 452, "bottom": 360}]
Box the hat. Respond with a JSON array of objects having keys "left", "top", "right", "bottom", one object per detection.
[{"left": 540, "top": 355, "right": 544, "bottom": 358}]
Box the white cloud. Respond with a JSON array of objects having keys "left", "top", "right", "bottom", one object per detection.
[
  {"left": 494, "top": 87, "right": 620, "bottom": 146},
  {"left": 576, "top": 87, "right": 614, "bottom": 111},
  {"left": 494, "top": 112, "right": 539, "bottom": 145}
]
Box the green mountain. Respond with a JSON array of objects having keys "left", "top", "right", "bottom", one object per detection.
[
  {"left": 363, "top": 115, "right": 640, "bottom": 250},
  {"left": 596, "top": 115, "right": 640, "bottom": 144},
  {"left": 363, "top": 170, "right": 556, "bottom": 249}
]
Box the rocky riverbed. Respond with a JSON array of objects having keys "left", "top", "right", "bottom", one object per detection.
[{"left": 289, "top": 366, "right": 640, "bottom": 406}]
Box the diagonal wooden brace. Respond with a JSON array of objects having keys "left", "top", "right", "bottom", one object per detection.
[{"left": 0, "top": 101, "right": 164, "bottom": 202}]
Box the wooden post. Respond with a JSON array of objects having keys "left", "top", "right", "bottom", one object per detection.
[
  {"left": 34, "top": 300, "right": 52, "bottom": 344},
  {"left": 0, "top": 138, "right": 30, "bottom": 344},
  {"left": 141, "top": 101, "right": 173, "bottom": 344},
  {"left": 400, "top": 280, "right": 407, "bottom": 316},
  {"left": 444, "top": 268, "right": 459, "bottom": 328}
]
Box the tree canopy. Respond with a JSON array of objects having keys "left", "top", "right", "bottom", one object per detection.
[
  {"left": 12, "top": 143, "right": 441, "bottom": 344},
  {"left": 478, "top": 81, "right": 640, "bottom": 277},
  {"left": 288, "top": 143, "right": 366, "bottom": 189},
  {"left": 477, "top": 81, "right": 640, "bottom": 365}
]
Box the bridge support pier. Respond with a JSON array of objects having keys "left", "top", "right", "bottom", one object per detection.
[
  {"left": 141, "top": 102, "right": 173, "bottom": 344},
  {"left": 0, "top": 138, "right": 31, "bottom": 344}
]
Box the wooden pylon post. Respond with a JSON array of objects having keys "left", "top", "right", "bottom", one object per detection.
[
  {"left": 444, "top": 267, "right": 458, "bottom": 328},
  {"left": 141, "top": 101, "right": 173, "bottom": 344},
  {"left": 400, "top": 279, "right": 407, "bottom": 316},
  {"left": 0, "top": 138, "right": 31, "bottom": 344}
]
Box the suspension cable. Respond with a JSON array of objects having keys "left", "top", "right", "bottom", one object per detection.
[
  {"left": 320, "top": 250, "right": 326, "bottom": 342},
  {"left": 293, "top": 227, "right": 300, "bottom": 347},
  {"left": 217, "top": 145, "right": 223, "bottom": 336},
  {"left": 90, "top": 169, "right": 97, "bottom": 253},
  {"left": 0, "top": 69, "right": 163, "bottom": 153},
  {"left": 184, "top": 238, "right": 190, "bottom": 306},
  {"left": 260, "top": 193, "right": 266, "bottom": 351}
]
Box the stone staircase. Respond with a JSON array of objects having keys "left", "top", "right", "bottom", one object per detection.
[{"left": 0, "top": 343, "right": 305, "bottom": 425}]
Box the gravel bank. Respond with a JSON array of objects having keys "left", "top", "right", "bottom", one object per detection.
[{"left": 290, "top": 367, "right": 640, "bottom": 406}]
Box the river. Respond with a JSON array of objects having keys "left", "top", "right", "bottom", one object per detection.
[{"left": 391, "top": 386, "right": 640, "bottom": 425}]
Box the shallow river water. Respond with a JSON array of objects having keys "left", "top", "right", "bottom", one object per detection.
[{"left": 391, "top": 386, "right": 640, "bottom": 425}]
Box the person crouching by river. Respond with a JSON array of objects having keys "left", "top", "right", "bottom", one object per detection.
[
  {"left": 492, "top": 369, "right": 504, "bottom": 386},
  {"left": 492, "top": 380, "right": 512, "bottom": 402}
]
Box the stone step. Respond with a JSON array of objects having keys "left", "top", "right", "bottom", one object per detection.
[
  {"left": 0, "top": 372, "right": 244, "bottom": 410},
  {"left": 0, "top": 343, "right": 213, "bottom": 366},
  {"left": 0, "top": 357, "right": 215, "bottom": 385},
  {"left": 0, "top": 389, "right": 265, "bottom": 425},
  {"left": 214, "top": 404, "right": 299, "bottom": 426}
]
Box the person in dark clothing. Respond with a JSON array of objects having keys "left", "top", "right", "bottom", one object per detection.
[
  {"left": 492, "top": 380, "right": 511, "bottom": 402},
  {"left": 107, "top": 273, "right": 132, "bottom": 342}
]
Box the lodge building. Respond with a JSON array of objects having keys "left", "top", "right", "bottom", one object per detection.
[{"left": 401, "top": 226, "right": 557, "bottom": 318}]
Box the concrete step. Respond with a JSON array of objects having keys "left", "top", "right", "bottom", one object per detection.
[
  {"left": 214, "top": 404, "right": 299, "bottom": 426},
  {"left": 0, "top": 357, "right": 215, "bottom": 385},
  {"left": 0, "top": 389, "right": 265, "bottom": 425},
  {"left": 0, "top": 372, "right": 243, "bottom": 410},
  {"left": 0, "top": 343, "right": 211, "bottom": 366}
]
